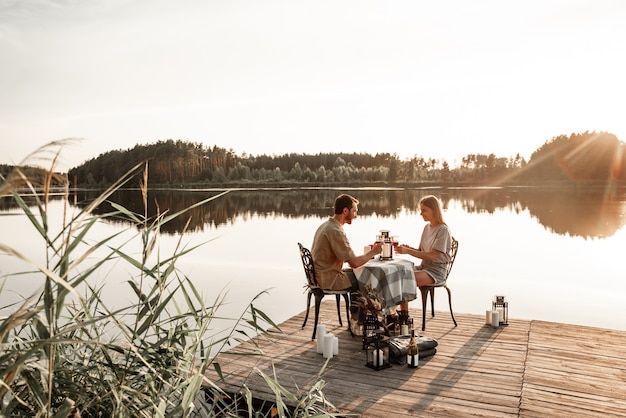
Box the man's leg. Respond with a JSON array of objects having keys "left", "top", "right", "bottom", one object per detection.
[{"left": 343, "top": 268, "right": 361, "bottom": 316}]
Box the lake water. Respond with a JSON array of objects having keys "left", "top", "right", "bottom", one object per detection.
[{"left": 2, "top": 187, "right": 626, "bottom": 331}]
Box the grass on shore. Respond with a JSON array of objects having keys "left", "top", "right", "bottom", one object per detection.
[{"left": 0, "top": 140, "right": 342, "bottom": 417}]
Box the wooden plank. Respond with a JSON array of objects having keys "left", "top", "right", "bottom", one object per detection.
[
  {"left": 519, "top": 320, "right": 626, "bottom": 417},
  {"left": 204, "top": 300, "right": 626, "bottom": 417}
]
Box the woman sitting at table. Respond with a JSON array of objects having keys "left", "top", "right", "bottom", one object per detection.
[{"left": 394, "top": 194, "right": 452, "bottom": 312}]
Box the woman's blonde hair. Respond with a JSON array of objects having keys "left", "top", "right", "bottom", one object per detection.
[{"left": 420, "top": 195, "right": 446, "bottom": 225}]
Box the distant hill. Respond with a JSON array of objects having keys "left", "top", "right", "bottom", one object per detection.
[
  {"left": 524, "top": 131, "right": 625, "bottom": 182},
  {"left": 1, "top": 164, "right": 66, "bottom": 190}
]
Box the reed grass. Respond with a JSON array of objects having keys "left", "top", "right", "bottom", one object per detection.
[{"left": 0, "top": 141, "right": 342, "bottom": 417}]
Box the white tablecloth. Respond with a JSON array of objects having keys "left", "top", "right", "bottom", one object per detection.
[{"left": 354, "top": 258, "right": 417, "bottom": 312}]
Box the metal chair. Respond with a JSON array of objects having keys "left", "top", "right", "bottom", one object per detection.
[
  {"left": 298, "top": 242, "right": 352, "bottom": 340},
  {"left": 419, "top": 237, "right": 459, "bottom": 331}
]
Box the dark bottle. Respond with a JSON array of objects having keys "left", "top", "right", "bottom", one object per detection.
[{"left": 406, "top": 329, "right": 419, "bottom": 368}]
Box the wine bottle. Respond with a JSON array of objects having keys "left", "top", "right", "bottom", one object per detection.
[{"left": 406, "top": 329, "right": 419, "bottom": 368}]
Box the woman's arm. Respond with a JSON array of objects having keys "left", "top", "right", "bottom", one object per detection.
[{"left": 396, "top": 244, "right": 442, "bottom": 262}]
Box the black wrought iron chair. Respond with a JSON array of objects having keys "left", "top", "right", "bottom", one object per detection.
[
  {"left": 419, "top": 237, "right": 459, "bottom": 331},
  {"left": 298, "top": 242, "right": 352, "bottom": 340}
]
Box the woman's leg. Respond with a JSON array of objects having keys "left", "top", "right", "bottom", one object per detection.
[
  {"left": 415, "top": 270, "right": 435, "bottom": 287},
  {"left": 400, "top": 271, "right": 435, "bottom": 311}
]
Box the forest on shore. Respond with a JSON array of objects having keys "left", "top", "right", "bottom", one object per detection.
[{"left": 3, "top": 131, "right": 626, "bottom": 188}]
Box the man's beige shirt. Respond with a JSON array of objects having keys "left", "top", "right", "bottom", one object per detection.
[{"left": 311, "top": 217, "right": 356, "bottom": 290}]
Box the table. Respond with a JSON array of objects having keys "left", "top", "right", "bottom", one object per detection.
[{"left": 354, "top": 257, "right": 417, "bottom": 313}]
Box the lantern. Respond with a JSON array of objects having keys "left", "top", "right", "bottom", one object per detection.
[
  {"left": 378, "top": 230, "right": 393, "bottom": 260},
  {"left": 362, "top": 314, "right": 383, "bottom": 349},
  {"left": 492, "top": 295, "right": 509, "bottom": 325},
  {"left": 365, "top": 330, "right": 391, "bottom": 370}
]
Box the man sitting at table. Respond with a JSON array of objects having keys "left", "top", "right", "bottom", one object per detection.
[{"left": 311, "top": 194, "right": 382, "bottom": 297}]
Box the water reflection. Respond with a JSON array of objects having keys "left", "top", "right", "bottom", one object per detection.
[
  {"left": 0, "top": 193, "right": 62, "bottom": 212},
  {"left": 4, "top": 187, "right": 626, "bottom": 239},
  {"left": 518, "top": 189, "right": 626, "bottom": 238},
  {"left": 446, "top": 187, "right": 626, "bottom": 238}
]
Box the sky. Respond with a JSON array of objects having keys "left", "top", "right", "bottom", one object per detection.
[{"left": 1, "top": 0, "right": 625, "bottom": 171}]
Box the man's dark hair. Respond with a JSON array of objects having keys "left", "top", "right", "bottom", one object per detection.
[{"left": 334, "top": 194, "right": 358, "bottom": 215}]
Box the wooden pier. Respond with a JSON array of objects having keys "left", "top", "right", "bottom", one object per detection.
[{"left": 204, "top": 301, "right": 626, "bottom": 417}]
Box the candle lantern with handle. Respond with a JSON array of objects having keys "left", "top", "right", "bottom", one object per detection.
[
  {"left": 365, "top": 330, "right": 391, "bottom": 371},
  {"left": 492, "top": 295, "right": 509, "bottom": 325},
  {"left": 362, "top": 313, "right": 380, "bottom": 348}
]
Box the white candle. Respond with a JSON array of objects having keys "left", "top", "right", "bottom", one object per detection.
[
  {"left": 323, "top": 333, "right": 334, "bottom": 359},
  {"left": 401, "top": 325, "right": 409, "bottom": 336},
  {"left": 490, "top": 310, "right": 500, "bottom": 328},
  {"left": 486, "top": 310, "right": 492, "bottom": 325},
  {"left": 373, "top": 349, "right": 384, "bottom": 367},
  {"left": 333, "top": 336, "right": 339, "bottom": 355},
  {"left": 316, "top": 325, "right": 326, "bottom": 354}
]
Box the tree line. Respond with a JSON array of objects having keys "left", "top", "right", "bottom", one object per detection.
[{"left": 52, "top": 131, "right": 625, "bottom": 187}]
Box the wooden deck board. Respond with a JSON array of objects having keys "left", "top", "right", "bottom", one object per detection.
[{"left": 204, "top": 300, "right": 626, "bottom": 417}]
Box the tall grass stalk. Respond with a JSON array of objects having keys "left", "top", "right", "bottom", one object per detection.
[{"left": 0, "top": 142, "right": 343, "bottom": 417}]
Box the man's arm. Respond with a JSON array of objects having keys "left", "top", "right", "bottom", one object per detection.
[{"left": 346, "top": 243, "right": 382, "bottom": 268}]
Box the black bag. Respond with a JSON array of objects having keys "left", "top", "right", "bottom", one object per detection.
[{"left": 388, "top": 335, "right": 438, "bottom": 364}]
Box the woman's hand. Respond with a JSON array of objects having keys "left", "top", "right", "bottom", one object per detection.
[{"left": 395, "top": 244, "right": 410, "bottom": 255}]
